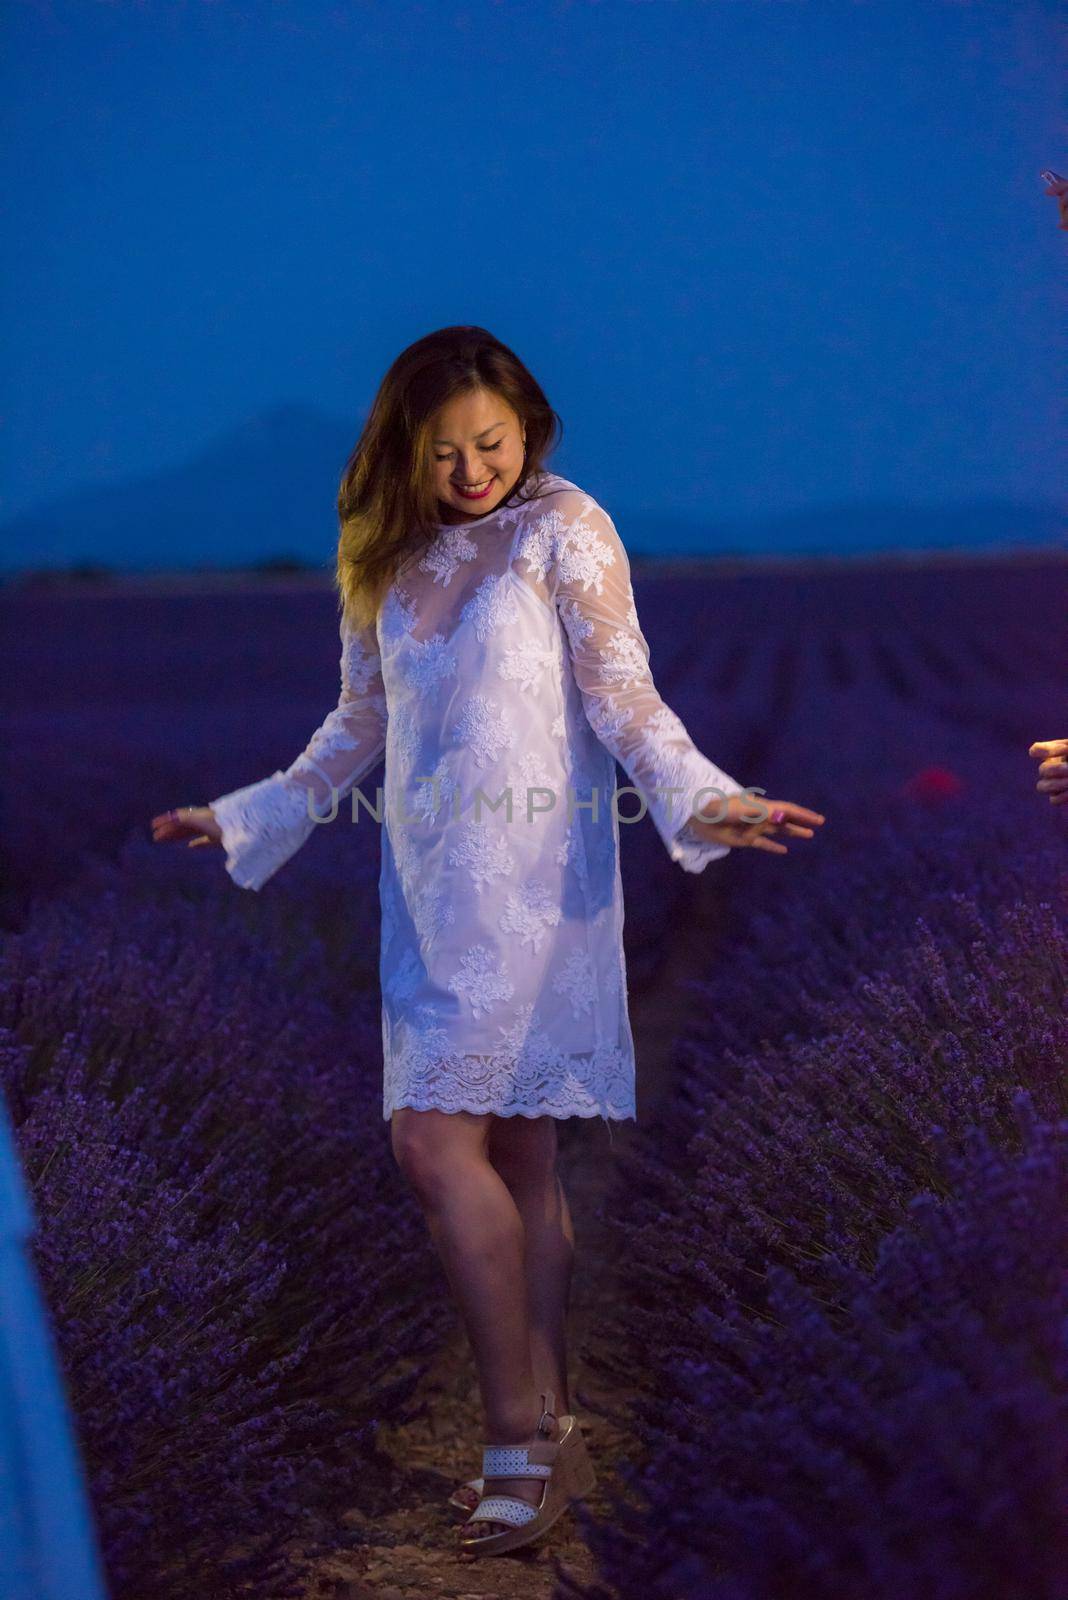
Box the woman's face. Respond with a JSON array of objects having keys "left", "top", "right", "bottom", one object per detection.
[{"left": 429, "top": 387, "right": 526, "bottom": 524}]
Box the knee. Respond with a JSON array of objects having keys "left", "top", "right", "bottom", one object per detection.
[{"left": 390, "top": 1114, "right": 464, "bottom": 1205}]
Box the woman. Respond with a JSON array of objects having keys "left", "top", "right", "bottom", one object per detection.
[{"left": 152, "top": 326, "right": 825, "bottom": 1556}]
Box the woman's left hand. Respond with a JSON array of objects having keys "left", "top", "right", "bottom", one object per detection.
[{"left": 685, "top": 793, "right": 826, "bottom": 855}]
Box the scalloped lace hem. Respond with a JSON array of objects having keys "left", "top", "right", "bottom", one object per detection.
[
  {"left": 382, "top": 1045, "right": 635, "bottom": 1122},
  {"left": 384, "top": 1096, "right": 637, "bottom": 1121}
]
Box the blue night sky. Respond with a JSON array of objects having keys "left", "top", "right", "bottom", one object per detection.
[{"left": 2, "top": 0, "right": 1064, "bottom": 563}]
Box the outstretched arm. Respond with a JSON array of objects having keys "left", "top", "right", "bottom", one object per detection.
[
  {"left": 208, "top": 614, "right": 388, "bottom": 890},
  {"left": 541, "top": 490, "right": 748, "bottom": 872}
]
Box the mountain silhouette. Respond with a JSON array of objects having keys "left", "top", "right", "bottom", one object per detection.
[
  {"left": 623, "top": 499, "right": 1066, "bottom": 560},
  {"left": 0, "top": 403, "right": 356, "bottom": 574},
  {"left": 0, "top": 402, "right": 1063, "bottom": 573}
]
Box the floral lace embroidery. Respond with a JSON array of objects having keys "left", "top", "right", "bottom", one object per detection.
[
  {"left": 514, "top": 509, "right": 564, "bottom": 585},
  {"left": 644, "top": 704, "right": 690, "bottom": 744},
  {"left": 558, "top": 595, "right": 595, "bottom": 653},
  {"left": 552, "top": 949, "right": 597, "bottom": 1018},
  {"left": 497, "top": 880, "right": 563, "bottom": 953},
  {"left": 595, "top": 630, "right": 649, "bottom": 689},
  {"left": 390, "top": 813, "right": 419, "bottom": 879},
  {"left": 419, "top": 523, "right": 477, "bottom": 587},
  {"left": 392, "top": 701, "right": 422, "bottom": 775},
  {"left": 410, "top": 881, "right": 456, "bottom": 948},
  {"left": 343, "top": 630, "right": 385, "bottom": 693},
  {"left": 404, "top": 633, "right": 458, "bottom": 694},
  {"left": 380, "top": 585, "right": 419, "bottom": 646},
  {"left": 554, "top": 821, "right": 590, "bottom": 886},
  {"left": 445, "top": 820, "right": 516, "bottom": 893},
  {"left": 451, "top": 694, "right": 519, "bottom": 768},
  {"left": 460, "top": 572, "right": 521, "bottom": 642},
  {"left": 554, "top": 518, "right": 616, "bottom": 593},
  {"left": 289, "top": 711, "right": 361, "bottom": 776},
  {"left": 586, "top": 698, "right": 634, "bottom": 745},
  {"left": 511, "top": 749, "right": 556, "bottom": 792},
  {"left": 447, "top": 943, "right": 516, "bottom": 1018},
  {"left": 410, "top": 756, "right": 459, "bottom": 822},
  {"left": 497, "top": 639, "right": 558, "bottom": 693}
]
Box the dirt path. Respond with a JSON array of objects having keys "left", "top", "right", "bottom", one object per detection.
[{"left": 302, "top": 869, "right": 723, "bottom": 1600}]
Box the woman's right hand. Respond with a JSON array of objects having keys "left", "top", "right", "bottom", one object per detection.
[
  {"left": 686, "top": 792, "right": 826, "bottom": 855},
  {"left": 150, "top": 805, "right": 224, "bottom": 850}
]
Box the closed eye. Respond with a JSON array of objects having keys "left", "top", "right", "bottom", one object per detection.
[{"left": 436, "top": 441, "right": 502, "bottom": 462}]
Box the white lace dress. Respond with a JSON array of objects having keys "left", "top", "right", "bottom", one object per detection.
[{"left": 209, "top": 472, "right": 746, "bottom": 1123}]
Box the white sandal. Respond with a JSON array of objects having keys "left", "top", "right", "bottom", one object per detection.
[{"left": 458, "top": 1390, "right": 597, "bottom": 1557}]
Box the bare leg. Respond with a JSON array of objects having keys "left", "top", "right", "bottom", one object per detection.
[
  {"left": 487, "top": 1113, "right": 574, "bottom": 1415},
  {"left": 390, "top": 1106, "right": 554, "bottom": 1537}
]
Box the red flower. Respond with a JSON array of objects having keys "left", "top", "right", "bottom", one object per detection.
[{"left": 901, "top": 765, "right": 965, "bottom": 804}]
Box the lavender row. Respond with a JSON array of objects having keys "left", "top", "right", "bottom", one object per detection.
[
  {"left": 0, "top": 864, "right": 446, "bottom": 1599},
  {"left": 561, "top": 763, "right": 1067, "bottom": 1597}
]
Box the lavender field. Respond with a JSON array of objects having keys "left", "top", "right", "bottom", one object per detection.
[{"left": 2, "top": 553, "right": 1066, "bottom": 1600}]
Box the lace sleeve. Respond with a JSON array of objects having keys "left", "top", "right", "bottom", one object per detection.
[
  {"left": 548, "top": 491, "right": 747, "bottom": 873},
  {"left": 208, "top": 614, "right": 388, "bottom": 891}
]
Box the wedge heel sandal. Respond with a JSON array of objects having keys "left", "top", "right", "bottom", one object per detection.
[
  {"left": 458, "top": 1390, "right": 597, "bottom": 1556},
  {"left": 450, "top": 1426, "right": 597, "bottom": 1514}
]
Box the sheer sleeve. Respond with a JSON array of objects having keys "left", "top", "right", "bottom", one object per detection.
[
  {"left": 547, "top": 491, "right": 747, "bottom": 873},
  {"left": 208, "top": 614, "right": 388, "bottom": 891}
]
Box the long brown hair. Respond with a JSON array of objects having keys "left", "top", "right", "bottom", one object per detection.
[{"left": 334, "top": 326, "right": 564, "bottom": 633}]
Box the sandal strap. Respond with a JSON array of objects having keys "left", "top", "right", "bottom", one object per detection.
[
  {"left": 482, "top": 1443, "right": 553, "bottom": 1479},
  {"left": 478, "top": 1391, "right": 559, "bottom": 1483},
  {"left": 537, "top": 1389, "right": 556, "bottom": 1436},
  {"left": 466, "top": 1493, "right": 539, "bottom": 1528}
]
